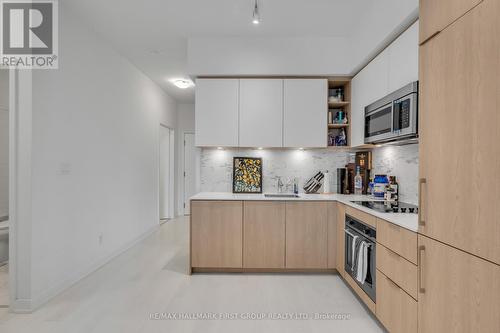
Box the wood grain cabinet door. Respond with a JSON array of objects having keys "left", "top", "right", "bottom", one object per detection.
[
  {"left": 336, "top": 203, "right": 346, "bottom": 276},
  {"left": 376, "top": 270, "right": 417, "bottom": 333},
  {"left": 419, "top": 0, "right": 500, "bottom": 264},
  {"left": 418, "top": 235, "right": 500, "bottom": 333},
  {"left": 419, "top": 0, "right": 482, "bottom": 44},
  {"left": 285, "top": 202, "right": 328, "bottom": 269},
  {"left": 191, "top": 201, "right": 243, "bottom": 268},
  {"left": 327, "top": 203, "right": 338, "bottom": 269},
  {"left": 243, "top": 201, "right": 285, "bottom": 268}
]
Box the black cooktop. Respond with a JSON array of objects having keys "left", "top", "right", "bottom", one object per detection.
[{"left": 351, "top": 201, "right": 419, "bottom": 214}]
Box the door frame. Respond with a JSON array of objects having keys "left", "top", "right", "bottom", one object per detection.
[
  {"left": 182, "top": 131, "right": 196, "bottom": 215},
  {"left": 6, "top": 68, "right": 19, "bottom": 310},
  {"left": 159, "top": 124, "right": 175, "bottom": 221}
]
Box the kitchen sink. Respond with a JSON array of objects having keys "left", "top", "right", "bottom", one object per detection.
[{"left": 264, "top": 193, "right": 300, "bottom": 198}]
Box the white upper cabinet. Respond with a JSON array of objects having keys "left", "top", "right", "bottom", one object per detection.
[
  {"left": 388, "top": 21, "right": 419, "bottom": 92},
  {"left": 351, "top": 49, "right": 390, "bottom": 147},
  {"left": 195, "top": 78, "right": 239, "bottom": 147},
  {"left": 239, "top": 79, "right": 283, "bottom": 148},
  {"left": 283, "top": 79, "right": 328, "bottom": 148},
  {"left": 350, "top": 21, "right": 419, "bottom": 147}
]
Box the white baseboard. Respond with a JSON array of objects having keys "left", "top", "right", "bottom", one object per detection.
[{"left": 11, "top": 224, "right": 159, "bottom": 313}]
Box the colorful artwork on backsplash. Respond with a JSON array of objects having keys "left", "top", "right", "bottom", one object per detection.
[{"left": 232, "top": 157, "right": 263, "bottom": 193}]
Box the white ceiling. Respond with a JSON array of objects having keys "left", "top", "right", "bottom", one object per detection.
[{"left": 62, "top": 0, "right": 418, "bottom": 103}]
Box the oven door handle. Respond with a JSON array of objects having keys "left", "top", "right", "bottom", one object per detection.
[{"left": 344, "top": 229, "right": 357, "bottom": 238}]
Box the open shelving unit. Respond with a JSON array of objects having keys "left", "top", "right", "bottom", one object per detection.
[{"left": 327, "top": 77, "right": 351, "bottom": 148}]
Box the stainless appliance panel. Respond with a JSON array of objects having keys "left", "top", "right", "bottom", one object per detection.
[{"left": 364, "top": 81, "right": 418, "bottom": 144}]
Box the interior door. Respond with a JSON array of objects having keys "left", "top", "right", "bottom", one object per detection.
[
  {"left": 419, "top": 0, "right": 500, "bottom": 264},
  {"left": 183, "top": 133, "right": 197, "bottom": 215},
  {"left": 159, "top": 125, "right": 171, "bottom": 219}
]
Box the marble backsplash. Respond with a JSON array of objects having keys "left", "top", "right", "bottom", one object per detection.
[
  {"left": 200, "top": 144, "right": 419, "bottom": 204},
  {"left": 200, "top": 149, "right": 348, "bottom": 194},
  {"left": 371, "top": 144, "right": 419, "bottom": 204}
]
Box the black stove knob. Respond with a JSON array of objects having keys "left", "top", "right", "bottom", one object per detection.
[
  {"left": 392, "top": 207, "right": 399, "bottom": 213},
  {"left": 409, "top": 207, "right": 415, "bottom": 213},
  {"left": 401, "top": 208, "right": 407, "bottom": 213}
]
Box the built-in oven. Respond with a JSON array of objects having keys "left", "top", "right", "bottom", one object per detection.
[
  {"left": 364, "top": 81, "right": 418, "bottom": 144},
  {"left": 344, "top": 214, "right": 376, "bottom": 302}
]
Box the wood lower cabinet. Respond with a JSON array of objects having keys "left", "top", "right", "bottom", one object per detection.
[
  {"left": 285, "top": 202, "right": 328, "bottom": 269},
  {"left": 419, "top": 0, "right": 482, "bottom": 44},
  {"left": 191, "top": 201, "right": 243, "bottom": 268},
  {"left": 377, "top": 218, "right": 417, "bottom": 264},
  {"left": 243, "top": 201, "right": 285, "bottom": 268},
  {"left": 327, "top": 203, "right": 338, "bottom": 269},
  {"left": 336, "top": 203, "right": 346, "bottom": 277},
  {"left": 418, "top": 235, "right": 500, "bottom": 333},
  {"left": 376, "top": 270, "right": 417, "bottom": 333},
  {"left": 419, "top": 0, "right": 500, "bottom": 265},
  {"left": 377, "top": 244, "right": 418, "bottom": 299}
]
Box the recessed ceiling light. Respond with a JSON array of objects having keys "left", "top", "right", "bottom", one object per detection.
[
  {"left": 257, "top": 147, "right": 263, "bottom": 150},
  {"left": 252, "top": 0, "right": 261, "bottom": 25},
  {"left": 217, "top": 147, "right": 224, "bottom": 150},
  {"left": 170, "top": 79, "right": 194, "bottom": 89}
]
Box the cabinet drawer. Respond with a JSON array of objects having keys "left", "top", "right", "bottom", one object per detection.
[
  {"left": 376, "top": 270, "right": 417, "bottom": 333},
  {"left": 377, "top": 218, "right": 417, "bottom": 264},
  {"left": 377, "top": 244, "right": 418, "bottom": 299},
  {"left": 345, "top": 206, "right": 376, "bottom": 228}
]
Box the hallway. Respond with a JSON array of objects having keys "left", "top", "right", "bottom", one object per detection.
[{"left": 0, "top": 217, "right": 382, "bottom": 333}]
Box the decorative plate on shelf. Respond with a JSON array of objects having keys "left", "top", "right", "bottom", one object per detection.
[{"left": 232, "top": 157, "right": 262, "bottom": 193}]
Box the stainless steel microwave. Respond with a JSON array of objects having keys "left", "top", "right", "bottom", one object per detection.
[{"left": 364, "top": 81, "right": 418, "bottom": 144}]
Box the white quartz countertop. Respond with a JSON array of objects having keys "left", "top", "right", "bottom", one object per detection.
[{"left": 190, "top": 192, "right": 418, "bottom": 232}]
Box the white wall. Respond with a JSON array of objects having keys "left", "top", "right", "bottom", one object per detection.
[
  {"left": 14, "top": 4, "right": 177, "bottom": 310},
  {"left": 188, "top": 36, "right": 352, "bottom": 76},
  {"left": 0, "top": 70, "right": 8, "bottom": 218},
  {"left": 187, "top": 0, "right": 418, "bottom": 76},
  {"left": 176, "top": 103, "right": 199, "bottom": 215}
]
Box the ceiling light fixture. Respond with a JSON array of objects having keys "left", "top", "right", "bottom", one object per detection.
[
  {"left": 170, "top": 79, "right": 194, "bottom": 89},
  {"left": 252, "top": 0, "right": 261, "bottom": 25}
]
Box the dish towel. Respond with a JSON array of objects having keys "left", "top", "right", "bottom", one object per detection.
[
  {"left": 356, "top": 241, "right": 369, "bottom": 284},
  {"left": 351, "top": 235, "right": 359, "bottom": 271}
]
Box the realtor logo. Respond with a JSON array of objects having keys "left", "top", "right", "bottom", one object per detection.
[{"left": 0, "top": 0, "right": 58, "bottom": 68}]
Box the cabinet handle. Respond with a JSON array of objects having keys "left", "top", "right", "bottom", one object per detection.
[
  {"left": 418, "top": 245, "right": 426, "bottom": 294},
  {"left": 418, "top": 178, "right": 427, "bottom": 226}
]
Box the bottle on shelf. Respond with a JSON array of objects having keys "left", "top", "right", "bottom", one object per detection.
[
  {"left": 323, "top": 170, "right": 330, "bottom": 194},
  {"left": 354, "top": 166, "right": 363, "bottom": 195}
]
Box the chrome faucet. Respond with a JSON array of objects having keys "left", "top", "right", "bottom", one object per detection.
[{"left": 276, "top": 177, "right": 284, "bottom": 193}]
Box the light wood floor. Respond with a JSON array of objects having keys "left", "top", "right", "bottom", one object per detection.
[{"left": 0, "top": 216, "right": 383, "bottom": 333}]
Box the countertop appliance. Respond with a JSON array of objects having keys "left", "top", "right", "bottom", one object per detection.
[
  {"left": 351, "top": 200, "right": 418, "bottom": 214},
  {"left": 345, "top": 215, "right": 376, "bottom": 302},
  {"left": 364, "top": 81, "right": 418, "bottom": 144}
]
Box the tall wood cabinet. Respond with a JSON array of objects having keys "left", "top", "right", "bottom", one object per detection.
[
  {"left": 419, "top": 0, "right": 482, "bottom": 43},
  {"left": 419, "top": 0, "right": 500, "bottom": 265},
  {"left": 418, "top": 235, "right": 500, "bottom": 333}
]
